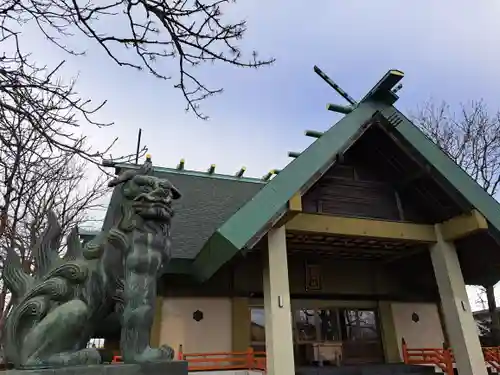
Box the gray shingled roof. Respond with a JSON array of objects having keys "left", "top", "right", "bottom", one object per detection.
[{"left": 103, "top": 167, "right": 265, "bottom": 259}]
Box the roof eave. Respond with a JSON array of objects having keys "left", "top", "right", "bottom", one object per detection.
[
  {"left": 113, "top": 163, "right": 267, "bottom": 184},
  {"left": 380, "top": 104, "right": 500, "bottom": 235},
  {"left": 191, "top": 230, "right": 239, "bottom": 282}
]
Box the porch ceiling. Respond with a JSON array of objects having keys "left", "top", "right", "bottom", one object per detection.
[{"left": 285, "top": 231, "right": 426, "bottom": 261}]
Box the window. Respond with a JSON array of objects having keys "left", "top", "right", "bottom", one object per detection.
[
  {"left": 87, "top": 338, "right": 105, "bottom": 349},
  {"left": 250, "top": 307, "right": 265, "bottom": 350},
  {"left": 295, "top": 309, "right": 318, "bottom": 342},
  {"left": 249, "top": 306, "right": 380, "bottom": 348},
  {"left": 294, "top": 308, "right": 341, "bottom": 342},
  {"left": 343, "top": 309, "right": 379, "bottom": 341},
  {"left": 317, "top": 309, "right": 341, "bottom": 341}
]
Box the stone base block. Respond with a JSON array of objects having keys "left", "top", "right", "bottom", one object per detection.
[{"left": 7, "top": 360, "right": 188, "bottom": 375}]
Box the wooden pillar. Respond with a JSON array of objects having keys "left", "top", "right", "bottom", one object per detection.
[
  {"left": 232, "top": 297, "right": 251, "bottom": 351},
  {"left": 430, "top": 224, "right": 487, "bottom": 375},
  {"left": 378, "top": 301, "right": 401, "bottom": 363},
  {"left": 263, "top": 226, "right": 295, "bottom": 375}
]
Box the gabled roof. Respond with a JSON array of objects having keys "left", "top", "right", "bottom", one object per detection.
[
  {"left": 191, "top": 70, "right": 500, "bottom": 282},
  {"left": 192, "top": 101, "right": 380, "bottom": 280}
]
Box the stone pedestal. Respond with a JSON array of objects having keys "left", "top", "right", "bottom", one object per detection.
[{"left": 7, "top": 361, "right": 188, "bottom": 375}]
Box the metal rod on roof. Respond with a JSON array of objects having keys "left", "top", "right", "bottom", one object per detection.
[
  {"left": 305, "top": 130, "right": 324, "bottom": 138},
  {"left": 177, "top": 159, "right": 185, "bottom": 170},
  {"left": 135, "top": 128, "right": 142, "bottom": 164},
  {"left": 327, "top": 103, "right": 353, "bottom": 114},
  {"left": 313, "top": 66, "right": 357, "bottom": 105},
  {"left": 288, "top": 151, "right": 301, "bottom": 158},
  {"left": 208, "top": 164, "right": 216, "bottom": 174},
  {"left": 235, "top": 167, "right": 246, "bottom": 178}
]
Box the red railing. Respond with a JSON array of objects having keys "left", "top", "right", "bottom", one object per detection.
[
  {"left": 178, "top": 346, "right": 266, "bottom": 371},
  {"left": 402, "top": 338, "right": 500, "bottom": 374},
  {"left": 112, "top": 346, "right": 266, "bottom": 372},
  {"left": 402, "top": 338, "right": 453, "bottom": 375},
  {"left": 481, "top": 347, "right": 500, "bottom": 372}
]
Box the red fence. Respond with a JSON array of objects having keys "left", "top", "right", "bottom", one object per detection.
[
  {"left": 112, "top": 347, "right": 266, "bottom": 372},
  {"left": 402, "top": 338, "right": 500, "bottom": 375},
  {"left": 178, "top": 346, "right": 266, "bottom": 371},
  {"left": 112, "top": 340, "right": 500, "bottom": 373}
]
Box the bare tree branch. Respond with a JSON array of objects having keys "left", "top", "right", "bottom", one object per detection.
[
  {"left": 411, "top": 99, "right": 500, "bottom": 345},
  {"left": 0, "top": 66, "right": 112, "bottom": 353},
  {"left": 411, "top": 99, "right": 500, "bottom": 196},
  {"left": 0, "top": 0, "right": 272, "bottom": 359},
  {"left": 0, "top": 0, "right": 275, "bottom": 119}
]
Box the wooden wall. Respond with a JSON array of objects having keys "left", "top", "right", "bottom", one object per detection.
[
  {"left": 302, "top": 158, "right": 431, "bottom": 223},
  {"left": 161, "top": 252, "right": 439, "bottom": 303}
]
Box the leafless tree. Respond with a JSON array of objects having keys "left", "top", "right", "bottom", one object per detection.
[
  {"left": 411, "top": 99, "right": 500, "bottom": 196},
  {"left": 0, "top": 35, "right": 144, "bottom": 234},
  {"left": 0, "top": 159, "right": 108, "bottom": 323},
  {"left": 0, "top": 72, "right": 112, "bottom": 354},
  {"left": 0, "top": 0, "right": 272, "bottom": 358},
  {"left": 0, "top": 0, "right": 274, "bottom": 120},
  {"left": 411, "top": 99, "right": 500, "bottom": 344}
]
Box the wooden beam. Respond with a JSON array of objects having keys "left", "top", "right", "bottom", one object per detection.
[
  {"left": 286, "top": 213, "right": 436, "bottom": 242},
  {"left": 274, "top": 193, "right": 302, "bottom": 227},
  {"left": 231, "top": 298, "right": 250, "bottom": 351},
  {"left": 327, "top": 103, "right": 354, "bottom": 114},
  {"left": 440, "top": 209, "right": 488, "bottom": 241},
  {"left": 288, "top": 193, "right": 302, "bottom": 212},
  {"left": 313, "top": 65, "right": 358, "bottom": 105},
  {"left": 360, "top": 69, "right": 404, "bottom": 105},
  {"left": 305, "top": 130, "right": 324, "bottom": 138}
]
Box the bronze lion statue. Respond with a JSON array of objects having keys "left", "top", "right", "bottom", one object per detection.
[{"left": 3, "top": 156, "right": 180, "bottom": 369}]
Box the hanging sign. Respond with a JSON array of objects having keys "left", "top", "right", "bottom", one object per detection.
[{"left": 305, "top": 263, "right": 322, "bottom": 291}]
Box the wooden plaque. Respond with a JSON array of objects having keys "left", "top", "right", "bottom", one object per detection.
[{"left": 305, "top": 263, "right": 322, "bottom": 291}]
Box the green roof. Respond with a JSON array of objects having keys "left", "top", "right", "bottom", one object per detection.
[
  {"left": 191, "top": 70, "right": 500, "bottom": 282},
  {"left": 191, "top": 101, "right": 379, "bottom": 280},
  {"left": 100, "top": 69, "right": 500, "bottom": 283},
  {"left": 103, "top": 167, "right": 264, "bottom": 259}
]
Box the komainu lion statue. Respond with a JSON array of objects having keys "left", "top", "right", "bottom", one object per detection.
[{"left": 2, "top": 156, "right": 181, "bottom": 369}]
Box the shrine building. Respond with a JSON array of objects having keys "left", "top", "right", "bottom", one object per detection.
[{"left": 97, "top": 68, "right": 500, "bottom": 375}]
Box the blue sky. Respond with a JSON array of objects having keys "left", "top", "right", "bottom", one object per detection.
[
  {"left": 23, "top": 0, "right": 500, "bottom": 180},
  {"left": 20, "top": 0, "right": 500, "bottom": 307}
]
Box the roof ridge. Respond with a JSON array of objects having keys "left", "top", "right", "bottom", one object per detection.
[
  {"left": 114, "top": 163, "right": 267, "bottom": 184},
  {"left": 191, "top": 100, "right": 379, "bottom": 281}
]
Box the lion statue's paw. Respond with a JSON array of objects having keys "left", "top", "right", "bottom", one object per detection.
[{"left": 129, "top": 345, "right": 175, "bottom": 363}]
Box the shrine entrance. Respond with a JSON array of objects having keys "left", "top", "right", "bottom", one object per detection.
[{"left": 250, "top": 303, "right": 384, "bottom": 367}]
